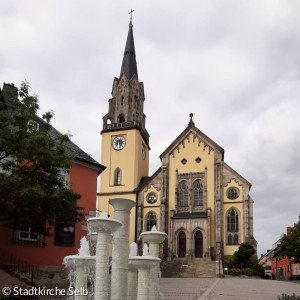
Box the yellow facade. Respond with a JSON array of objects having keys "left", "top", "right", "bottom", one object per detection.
[
  {"left": 98, "top": 128, "right": 149, "bottom": 243},
  {"left": 168, "top": 134, "right": 215, "bottom": 248},
  {"left": 223, "top": 179, "right": 244, "bottom": 255},
  {"left": 143, "top": 186, "right": 161, "bottom": 232},
  {"left": 100, "top": 129, "right": 149, "bottom": 193}
]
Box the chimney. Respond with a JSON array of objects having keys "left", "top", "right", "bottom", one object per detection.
[{"left": 287, "top": 226, "right": 292, "bottom": 236}]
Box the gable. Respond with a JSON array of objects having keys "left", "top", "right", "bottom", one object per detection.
[
  {"left": 160, "top": 123, "right": 224, "bottom": 162},
  {"left": 223, "top": 162, "right": 251, "bottom": 190}
]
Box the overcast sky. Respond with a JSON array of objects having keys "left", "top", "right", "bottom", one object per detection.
[{"left": 1, "top": 0, "right": 300, "bottom": 257}]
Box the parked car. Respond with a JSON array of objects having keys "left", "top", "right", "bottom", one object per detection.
[{"left": 264, "top": 272, "right": 276, "bottom": 280}]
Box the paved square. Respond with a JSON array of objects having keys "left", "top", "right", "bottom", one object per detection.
[{"left": 159, "top": 278, "right": 300, "bottom": 300}]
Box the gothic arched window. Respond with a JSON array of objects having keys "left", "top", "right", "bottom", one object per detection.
[
  {"left": 118, "top": 114, "right": 125, "bottom": 123},
  {"left": 114, "top": 169, "right": 121, "bottom": 186},
  {"left": 227, "top": 208, "right": 239, "bottom": 232},
  {"left": 146, "top": 212, "right": 157, "bottom": 231},
  {"left": 178, "top": 182, "right": 188, "bottom": 207},
  {"left": 193, "top": 181, "right": 203, "bottom": 206},
  {"left": 228, "top": 233, "right": 233, "bottom": 245},
  {"left": 233, "top": 234, "right": 239, "bottom": 245}
]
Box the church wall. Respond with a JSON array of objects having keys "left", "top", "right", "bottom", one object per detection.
[
  {"left": 99, "top": 128, "right": 149, "bottom": 244},
  {"left": 100, "top": 129, "right": 148, "bottom": 193},
  {"left": 168, "top": 132, "right": 215, "bottom": 249},
  {"left": 98, "top": 194, "right": 137, "bottom": 244},
  {"left": 223, "top": 179, "right": 245, "bottom": 256},
  {"left": 142, "top": 186, "right": 161, "bottom": 231}
]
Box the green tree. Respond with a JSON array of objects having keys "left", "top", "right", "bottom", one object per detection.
[
  {"left": 0, "top": 81, "right": 83, "bottom": 236},
  {"left": 233, "top": 242, "right": 256, "bottom": 270},
  {"left": 280, "top": 216, "right": 300, "bottom": 263}
]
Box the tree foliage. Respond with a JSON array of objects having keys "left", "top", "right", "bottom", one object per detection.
[
  {"left": 0, "top": 81, "right": 84, "bottom": 235},
  {"left": 280, "top": 216, "right": 300, "bottom": 263},
  {"left": 233, "top": 242, "right": 256, "bottom": 269}
]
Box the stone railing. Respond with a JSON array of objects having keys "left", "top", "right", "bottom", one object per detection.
[{"left": 103, "top": 121, "right": 135, "bottom": 131}]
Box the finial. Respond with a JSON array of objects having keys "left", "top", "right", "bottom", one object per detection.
[
  {"left": 189, "top": 113, "right": 195, "bottom": 126},
  {"left": 128, "top": 9, "right": 134, "bottom": 26}
]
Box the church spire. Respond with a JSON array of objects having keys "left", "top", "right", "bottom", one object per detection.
[
  {"left": 102, "top": 17, "right": 149, "bottom": 146},
  {"left": 120, "top": 16, "right": 138, "bottom": 80}
]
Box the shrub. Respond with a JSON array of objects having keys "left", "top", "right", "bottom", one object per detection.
[
  {"left": 289, "top": 275, "right": 300, "bottom": 280},
  {"left": 228, "top": 268, "right": 259, "bottom": 276},
  {"left": 224, "top": 256, "right": 238, "bottom": 269},
  {"left": 248, "top": 263, "right": 265, "bottom": 277},
  {"left": 278, "top": 293, "right": 300, "bottom": 300},
  {"left": 228, "top": 268, "right": 241, "bottom": 276}
]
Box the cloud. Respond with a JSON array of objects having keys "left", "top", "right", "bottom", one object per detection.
[{"left": 1, "top": 0, "right": 300, "bottom": 256}]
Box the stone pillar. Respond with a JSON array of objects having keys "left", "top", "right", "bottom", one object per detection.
[
  {"left": 109, "top": 198, "right": 136, "bottom": 300},
  {"left": 74, "top": 261, "right": 88, "bottom": 300},
  {"left": 128, "top": 257, "right": 161, "bottom": 300},
  {"left": 137, "top": 267, "right": 151, "bottom": 300},
  {"left": 127, "top": 264, "right": 137, "bottom": 300},
  {"left": 87, "top": 216, "right": 122, "bottom": 300},
  {"left": 63, "top": 256, "right": 95, "bottom": 300},
  {"left": 141, "top": 231, "right": 167, "bottom": 300},
  {"left": 95, "top": 232, "right": 111, "bottom": 299}
]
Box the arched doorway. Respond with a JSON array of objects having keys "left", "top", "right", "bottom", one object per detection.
[
  {"left": 178, "top": 231, "right": 186, "bottom": 258},
  {"left": 194, "top": 231, "right": 203, "bottom": 258}
]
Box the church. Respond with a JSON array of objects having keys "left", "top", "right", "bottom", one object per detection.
[{"left": 97, "top": 20, "right": 256, "bottom": 262}]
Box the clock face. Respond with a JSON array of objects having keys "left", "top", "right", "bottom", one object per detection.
[{"left": 112, "top": 136, "right": 126, "bottom": 150}]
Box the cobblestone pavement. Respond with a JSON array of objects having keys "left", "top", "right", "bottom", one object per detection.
[
  {"left": 159, "top": 277, "right": 300, "bottom": 300},
  {"left": 159, "top": 278, "right": 215, "bottom": 299},
  {"left": 205, "top": 278, "right": 300, "bottom": 300}
]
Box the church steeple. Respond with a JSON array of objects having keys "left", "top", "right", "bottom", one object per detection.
[
  {"left": 120, "top": 22, "right": 138, "bottom": 80},
  {"left": 102, "top": 20, "right": 149, "bottom": 146}
]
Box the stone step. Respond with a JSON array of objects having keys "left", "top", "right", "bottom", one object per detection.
[{"left": 162, "top": 258, "right": 217, "bottom": 278}]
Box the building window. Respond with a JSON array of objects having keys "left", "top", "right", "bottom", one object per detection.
[
  {"left": 181, "top": 158, "right": 187, "bottom": 165},
  {"left": 121, "top": 96, "right": 124, "bottom": 106},
  {"left": 114, "top": 169, "right": 121, "bottom": 186},
  {"left": 54, "top": 222, "right": 75, "bottom": 247},
  {"left": 195, "top": 157, "right": 202, "bottom": 163},
  {"left": 18, "top": 225, "right": 38, "bottom": 241},
  {"left": 179, "top": 182, "right": 188, "bottom": 207},
  {"left": 147, "top": 193, "right": 157, "bottom": 204},
  {"left": 227, "top": 187, "right": 239, "bottom": 200},
  {"left": 118, "top": 114, "right": 125, "bottom": 123},
  {"left": 58, "top": 168, "right": 69, "bottom": 188},
  {"left": 146, "top": 212, "right": 157, "bottom": 231},
  {"left": 233, "top": 233, "right": 238, "bottom": 244},
  {"left": 135, "top": 96, "right": 139, "bottom": 110},
  {"left": 228, "top": 233, "right": 233, "bottom": 245},
  {"left": 193, "top": 181, "right": 203, "bottom": 206},
  {"left": 227, "top": 208, "right": 239, "bottom": 232}
]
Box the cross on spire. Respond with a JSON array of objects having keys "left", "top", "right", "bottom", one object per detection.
[{"left": 129, "top": 9, "right": 134, "bottom": 24}]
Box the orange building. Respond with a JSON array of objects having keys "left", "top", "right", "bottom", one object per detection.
[
  {"left": 262, "top": 227, "right": 300, "bottom": 280},
  {"left": 0, "top": 84, "right": 105, "bottom": 286},
  {"left": 272, "top": 249, "right": 293, "bottom": 279}
]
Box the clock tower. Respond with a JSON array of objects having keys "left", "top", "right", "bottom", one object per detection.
[{"left": 98, "top": 21, "right": 149, "bottom": 242}]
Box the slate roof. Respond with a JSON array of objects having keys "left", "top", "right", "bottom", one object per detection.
[
  {"left": 160, "top": 120, "right": 224, "bottom": 161},
  {"left": 48, "top": 125, "right": 104, "bottom": 171},
  {"left": 136, "top": 167, "right": 162, "bottom": 192},
  {"left": 120, "top": 22, "right": 138, "bottom": 80},
  {"left": 1, "top": 84, "right": 105, "bottom": 174}
]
